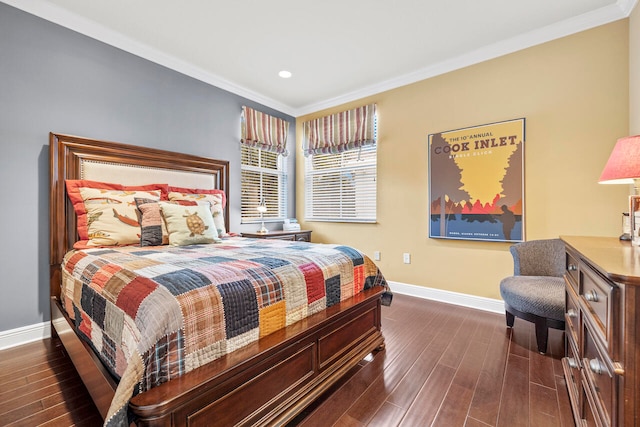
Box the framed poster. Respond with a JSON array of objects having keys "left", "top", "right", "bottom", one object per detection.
[{"left": 428, "top": 118, "right": 525, "bottom": 242}]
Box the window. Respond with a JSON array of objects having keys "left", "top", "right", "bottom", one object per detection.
[
  {"left": 304, "top": 144, "right": 376, "bottom": 222},
  {"left": 303, "top": 103, "right": 378, "bottom": 223},
  {"left": 240, "top": 105, "right": 290, "bottom": 223},
  {"left": 241, "top": 145, "right": 287, "bottom": 222}
]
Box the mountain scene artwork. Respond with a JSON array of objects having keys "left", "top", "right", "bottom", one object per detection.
[{"left": 429, "top": 118, "right": 525, "bottom": 242}]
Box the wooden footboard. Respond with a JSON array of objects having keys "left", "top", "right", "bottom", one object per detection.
[
  {"left": 130, "top": 287, "right": 384, "bottom": 427},
  {"left": 52, "top": 287, "right": 384, "bottom": 427}
]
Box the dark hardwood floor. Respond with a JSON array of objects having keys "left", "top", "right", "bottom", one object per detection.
[
  {"left": 0, "top": 338, "right": 103, "bottom": 426},
  {"left": 0, "top": 293, "right": 574, "bottom": 426}
]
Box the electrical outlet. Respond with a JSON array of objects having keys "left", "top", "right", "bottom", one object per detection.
[
  {"left": 403, "top": 253, "right": 411, "bottom": 264},
  {"left": 374, "top": 251, "right": 381, "bottom": 261}
]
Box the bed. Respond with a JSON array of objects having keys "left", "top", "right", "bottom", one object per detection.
[{"left": 49, "top": 133, "right": 391, "bottom": 426}]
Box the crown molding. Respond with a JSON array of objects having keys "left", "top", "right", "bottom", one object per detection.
[
  {"left": 3, "top": 0, "right": 634, "bottom": 118},
  {"left": 1, "top": 0, "right": 297, "bottom": 116},
  {"left": 295, "top": 2, "right": 631, "bottom": 116},
  {"left": 618, "top": 0, "right": 639, "bottom": 15}
]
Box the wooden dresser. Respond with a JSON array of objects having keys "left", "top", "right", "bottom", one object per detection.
[{"left": 561, "top": 236, "right": 640, "bottom": 426}]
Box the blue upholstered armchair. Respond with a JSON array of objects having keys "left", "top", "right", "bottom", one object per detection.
[{"left": 499, "top": 238, "right": 566, "bottom": 353}]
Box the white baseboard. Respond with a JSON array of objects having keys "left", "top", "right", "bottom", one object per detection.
[
  {"left": 388, "top": 281, "right": 505, "bottom": 314},
  {"left": 0, "top": 322, "right": 51, "bottom": 351}
]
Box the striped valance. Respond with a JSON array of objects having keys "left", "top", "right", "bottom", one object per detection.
[
  {"left": 241, "top": 106, "right": 289, "bottom": 156},
  {"left": 303, "top": 104, "right": 377, "bottom": 156}
]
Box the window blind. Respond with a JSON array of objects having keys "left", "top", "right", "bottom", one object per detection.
[
  {"left": 303, "top": 104, "right": 376, "bottom": 156},
  {"left": 304, "top": 145, "right": 376, "bottom": 222},
  {"left": 241, "top": 106, "right": 289, "bottom": 156},
  {"left": 241, "top": 145, "right": 287, "bottom": 222}
]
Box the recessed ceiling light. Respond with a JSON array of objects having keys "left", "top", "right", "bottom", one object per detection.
[{"left": 278, "top": 70, "right": 292, "bottom": 79}]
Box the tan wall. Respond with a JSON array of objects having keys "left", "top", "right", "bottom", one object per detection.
[
  {"left": 295, "top": 21, "right": 629, "bottom": 300},
  {"left": 631, "top": 3, "right": 640, "bottom": 134}
]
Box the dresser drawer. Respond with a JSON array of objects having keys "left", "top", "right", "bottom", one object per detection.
[
  {"left": 565, "top": 249, "right": 580, "bottom": 292},
  {"left": 241, "top": 230, "right": 311, "bottom": 242},
  {"left": 293, "top": 232, "right": 310, "bottom": 242},
  {"left": 271, "top": 232, "right": 311, "bottom": 242},
  {"left": 270, "top": 234, "right": 296, "bottom": 241},
  {"left": 580, "top": 262, "right": 614, "bottom": 344},
  {"left": 582, "top": 372, "right": 604, "bottom": 427},
  {"left": 583, "top": 321, "right": 616, "bottom": 427},
  {"left": 565, "top": 284, "right": 580, "bottom": 348},
  {"left": 562, "top": 344, "right": 582, "bottom": 426}
]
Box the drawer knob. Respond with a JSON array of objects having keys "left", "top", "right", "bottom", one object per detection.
[
  {"left": 568, "top": 264, "right": 578, "bottom": 271},
  {"left": 567, "top": 357, "right": 579, "bottom": 369},
  {"left": 613, "top": 362, "right": 625, "bottom": 376},
  {"left": 589, "top": 358, "right": 605, "bottom": 375},
  {"left": 566, "top": 309, "right": 577, "bottom": 318},
  {"left": 584, "top": 290, "right": 599, "bottom": 302}
]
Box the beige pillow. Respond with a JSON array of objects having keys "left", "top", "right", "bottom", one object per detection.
[
  {"left": 168, "top": 191, "right": 227, "bottom": 236},
  {"left": 79, "top": 188, "right": 163, "bottom": 247},
  {"left": 160, "top": 202, "right": 218, "bottom": 246}
]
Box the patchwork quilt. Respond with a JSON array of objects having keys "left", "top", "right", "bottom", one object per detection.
[{"left": 60, "top": 236, "right": 390, "bottom": 426}]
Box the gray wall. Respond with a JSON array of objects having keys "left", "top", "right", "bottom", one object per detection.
[{"left": 0, "top": 3, "right": 296, "bottom": 332}]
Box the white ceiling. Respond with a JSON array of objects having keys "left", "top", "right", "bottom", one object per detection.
[{"left": 3, "top": 0, "right": 637, "bottom": 116}]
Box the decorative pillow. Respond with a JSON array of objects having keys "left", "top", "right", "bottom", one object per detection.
[
  {"left": 135, "top": 199, "right": 202, "bottom": 246},
  {"left": 135, "top": 198, "right": 168, "bottom": 247},
  {"left": 168, "top": 188, "right": 227, "bottom": 236},
  {"left": 160, "top": 202, "right": 219, "bottom": 246},
  {"left": 167, "top": 186, "right": 226, "bottom": 208},
  {"left": 66, "top": 180, "right": 168, "bottom": 247}
]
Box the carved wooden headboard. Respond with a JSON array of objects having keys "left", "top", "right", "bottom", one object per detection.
[{"left": 49, "top": 133, "right": 229, "bottom": 297}]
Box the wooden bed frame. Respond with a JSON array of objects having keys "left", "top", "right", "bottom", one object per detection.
[{"left": 49, "top": 133, "right": 386, "bottom": 426}]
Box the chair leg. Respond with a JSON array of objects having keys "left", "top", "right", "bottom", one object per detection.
[
  {"left": 534, "top": 317, "right": 549, "bottom": 354},
  {"left": 505, "top": 310, "right": 515, "bottom": 328}
]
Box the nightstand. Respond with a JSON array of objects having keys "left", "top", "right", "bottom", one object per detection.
[{"left": 241, "top": 230, "right": 312, "bottom": 242}]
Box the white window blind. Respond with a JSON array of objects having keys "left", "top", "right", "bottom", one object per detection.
[
  {"left": 304, "top": 145, "right": 377, "bottom": 222},
  {"left": 241, "top": 145, "right": 287, "bottom": 222}
]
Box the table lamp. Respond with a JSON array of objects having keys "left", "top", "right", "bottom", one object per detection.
[
  {"left": 598, "top": 135, "right": 640, "bottom": 240},
  {"left": 256, "top": 198, "right": 268, "bottom": 234}
]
